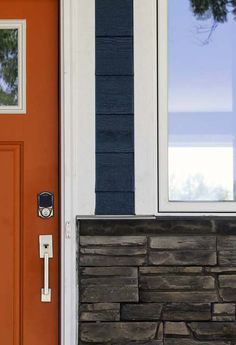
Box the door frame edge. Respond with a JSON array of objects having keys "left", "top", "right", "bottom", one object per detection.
[
  {"left": 60, "top": 0, "right": 96, "bottom": 344},
  {"left": 60, "top": 0, "right": 78, "bottom": 344}
]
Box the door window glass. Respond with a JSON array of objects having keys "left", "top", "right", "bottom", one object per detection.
[
  {"left": 0, "top": 29, "right": 18, "bottom": 106},
  {"left": 0, "top": 21, "right": 26, "bottom": 113}
]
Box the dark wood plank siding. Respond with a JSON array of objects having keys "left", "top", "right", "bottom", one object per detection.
[
  {"left": 96, "top": 0, "right": 133, "bottom": 36},
  {"left": 96, "top": 193, "right": 134, "bottom": 215},
  {"left": 96, "top": 37, "right": 133, "bottom": 75},
  {"left": 96, "top": 77, "right": 134, "bottom": 114},
  {"left": 96, "top": 115, "right": 134, "bottom": 153},
  {"left": 96, "top": 153, "right": 134, "bottom": 191},
  {"left": 96, "top": 0, "right": 134, "bottom": 215}
]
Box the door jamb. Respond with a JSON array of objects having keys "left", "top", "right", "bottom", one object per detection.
[
  {"left": 60, "top": 1, "right": 78, "bottom": 344},
  {"left": 60, "top": 1, "right": 96, "bottom": 344}
]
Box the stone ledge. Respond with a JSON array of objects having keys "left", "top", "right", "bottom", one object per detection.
[
  {"left": 121, "top": 304, "right": 162, "bottom": 321},
  {"left": 162, "top": 303, "right": 211, "bottom": 321},
  {"left": 79, "top": 219, "right": 214, "bottom": 235},
  {"left": 165, "top": 340, "right": 230, "bottom": 345},
  {"left": 149, "top": 250, "right": 216, "bottom": 266},
  {"left": 80, "top": 322, "right": 159, "bottom": 343},
  {"left": 80, "top": 267, "right": 138, "bottom": 303},
  {"left": 165, "top": 322, "right": 190, "bottom": 336},
  {"left": 80, "top": 303, "right": 120, "bottom": 322},
  {"left": 140, "top": 291, "right": 218, "bottom": 303},
  {"left": 79, "top": 340, "right": 164, "bottom": 345},
  {"left": 150, "top": 236, "right": 216, "bottom": 250},
  {"left": 189, "top": 322, "right": 236, "bottom": 340},
  {"left": 80, "top": 236, "right": 147, "bottom": 246},
  {"left": 140, "top": 275, "right": 215, "bottom": 290}
]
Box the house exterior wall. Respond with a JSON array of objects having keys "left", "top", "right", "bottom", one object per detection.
[
  {"left": 79, "top": 219, "right": 236, "bottom": 344},
  {"left": 78, "top": 0, "right": 236, "bottom": 344}
]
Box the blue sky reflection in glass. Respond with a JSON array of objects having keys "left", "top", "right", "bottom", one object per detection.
[{"left": 168, "top": 0, "right": 236, "bottom": 201}]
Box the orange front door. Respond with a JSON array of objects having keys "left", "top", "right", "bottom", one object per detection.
[{"left": 0, "top": 1, "right": 59, "bottom": 344}]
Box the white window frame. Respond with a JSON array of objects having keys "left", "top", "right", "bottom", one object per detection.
[
  {"left": 134, "top": 0, "right": 236, "bottom": 216},
  {"left": 158, "top": 0, "right": 236, "bottom": 214},
  {"left": 0, "top": 20, "right": 26, "bottom": 114}
]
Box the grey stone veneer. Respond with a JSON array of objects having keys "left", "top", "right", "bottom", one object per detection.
[{"left": 79, "top": 219, "right": 236, "bottom": 344}]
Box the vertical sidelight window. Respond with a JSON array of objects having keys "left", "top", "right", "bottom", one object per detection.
[
  {"left": 158, "top": 0, "right": 236, "bottom": 212},
  {"left": 0, "top": 20, "right": 26, "bottom": 114}
]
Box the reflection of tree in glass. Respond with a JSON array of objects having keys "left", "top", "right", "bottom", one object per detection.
[
  {"left": 190, "top": 0, "right": 236, "bottom": 23},
  {"left": 0, "top": 29, "right": 18, "bottom": 106},
  {"left": 190, "top": 0, "right": 236, "bottom": 44},
  {"left": 170, "top": 174, "right": 231, "bottom": 201}
]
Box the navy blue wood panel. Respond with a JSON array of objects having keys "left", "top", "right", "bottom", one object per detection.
[
  {"left": 96, "top": 37, "right": 133, "bottom": 75},
  {"left": 96, "top": 192, "right": 134, "bottom": 215},
  {"left": 96, "top": 0, "right": 133, "bottom": 37},
  {"left": 96, "top": 0, "right": 134, "bottom": 215},
  {"left": 96, "top": 115, "right": 134, "bottom": 153},
  {"left": 96, "top": 153, "right": 134, "bottom": 192},
  {"left": 96, "top": 76, "right": 133, "bottom": 114}
]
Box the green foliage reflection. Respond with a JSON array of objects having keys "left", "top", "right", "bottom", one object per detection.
[
  {"left": 170, "top": 174, "right": 231, "bottom": 201},
  {"left": 0, "top": 29, "right": 18, "bottom": 106},
  {"left": 190, "top": 0, "right": 236, "bottom": 23}
]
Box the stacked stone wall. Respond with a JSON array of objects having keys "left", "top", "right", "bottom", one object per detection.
[{"left": 79, "top": 219, "right": 236, "bottom": 344}]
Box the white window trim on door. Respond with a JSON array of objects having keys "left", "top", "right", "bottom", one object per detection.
[
  {"left": 0, "top": 20, "right": 26, "bottom": 114},
  {"left": 60, "top": 0, "right": 95, "bottom": 344}
]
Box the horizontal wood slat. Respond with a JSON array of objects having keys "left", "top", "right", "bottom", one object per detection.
[
  {"left": 96, "top": 0, "right": 133, "bottom": 37},
  {"left": 96, "top": 76, "right": 133, "bottom": 114},
  {"left": 96, "top": 192, "right": 134, "bottom": 215},
  {"left": 96, "top": 115, "right": 134, "bottom": 153},
  {"left": 96, "top": 37, "right": 133, "bottom": 75},
  {"left": 96, "top": 153, "right": 134, "bottom": 192}
]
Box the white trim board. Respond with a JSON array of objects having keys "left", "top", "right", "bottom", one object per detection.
[
  {"left": 60, "top": 0, "right": 95, "bottom": 344},
  {"left": 134, "top": 0, "right": 158, "bottom": 215}
]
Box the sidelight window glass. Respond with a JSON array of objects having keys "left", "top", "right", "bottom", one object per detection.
[{"left": 158, "top": 0, "right": 236, "bottom": 212}]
